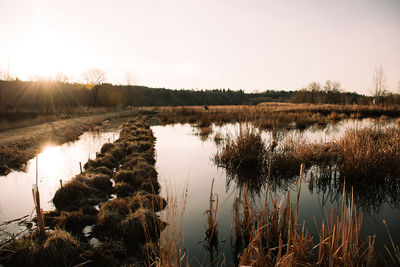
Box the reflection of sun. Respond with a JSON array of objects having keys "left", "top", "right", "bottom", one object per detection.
[{"left": 38, "top": 145, "right": 63, "bottom": 179}]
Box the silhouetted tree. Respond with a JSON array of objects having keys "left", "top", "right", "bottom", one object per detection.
[
  {"left": 82, "top": 68, "right": 106, "bottom": 105},
  {"left": 371, "top": 66, "right": 388, "bottom": 105},
  {"left": 55, "top": 72, "right": 70, "bottom": 83}
]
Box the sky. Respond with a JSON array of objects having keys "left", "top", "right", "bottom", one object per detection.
[{"left": 0, "top": 0, "right": 399, "bottom": 94}]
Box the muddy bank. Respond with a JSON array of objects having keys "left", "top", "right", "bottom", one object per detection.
[
  {"left": 0, "top": 116, "right": 166, "bottom": 266},
  {"left": 0, "top": 110, "right": 157, "bottom": 175}
]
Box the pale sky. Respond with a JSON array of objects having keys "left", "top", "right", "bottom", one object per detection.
[{"left": 0, "top": 0, "right": 399, "bottom": 94}]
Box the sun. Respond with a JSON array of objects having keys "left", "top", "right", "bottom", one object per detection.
[{"left": 10, "top": 16, "right": 88, "bottom": 81}]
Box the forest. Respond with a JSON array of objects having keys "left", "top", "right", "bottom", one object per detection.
[{"left": 1, "top": 79, "right": 398, "bottom": 120}]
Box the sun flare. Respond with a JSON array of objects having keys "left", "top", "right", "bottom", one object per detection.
[{"left": 10, "top": 17, "right": 89, "bottom": 81}]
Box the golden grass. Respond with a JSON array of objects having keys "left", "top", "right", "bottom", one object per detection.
[
  {"left": 215, "top": 123, "right": 266, "bottom": 170},
  {"left": 145, "top": 104, "right": 400, "bottom": 130},
  {"left": 235, "top": 183, "right": 376, "bottom": 267},
  {"left": 153, "top": 181, "right": 189, "bottom": 266},
  {"left": 293, "top": 126, "right": 400, "bottom": 181},
  {"left": 204, "top": 178, "right": 219, "bottom": 248}
]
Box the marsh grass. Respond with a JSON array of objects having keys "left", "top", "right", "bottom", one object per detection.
[
  {"left": 335, "top": 127, "right": 400, "bottom": 180},
  {"left": 234, "top": 183, "right": 376, "bottom": 267},
  {"left": 0, "top": 229, "right": 81, "bottom": 267},
  {"left": 215, "top": 123, "right": 266, "bottom": 170},
  {"left": 204, "top": 178, "right": 219, "bottom": 249},
  {"left": 383, "top": 219, "right": 400, "bottom": 265},
  {"left": 196, "top": 126, "right": 213, "bottom": 141},
  {"left": 153, "top": 182, "right": 189, "bottom": 266},
  {"left": 149, "top": 104, "right": 400, "bottom": 131},
  {"left": 294, "top": 126, "right": 400, "bottom": 181}
]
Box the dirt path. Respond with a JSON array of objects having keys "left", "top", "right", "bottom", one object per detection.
[{"left": 0, "top": 111, "right": 139, "bottom": 175}]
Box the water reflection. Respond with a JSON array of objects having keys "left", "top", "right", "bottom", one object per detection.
[
  {"left": 308, "top": 166, "right": 400, "bottom": 215},
  {"left": 0, "top": 130, "right": 119, "bottom": 240},
  {"left": 153, "top": 122, "right": 400, "bottom": 265}
]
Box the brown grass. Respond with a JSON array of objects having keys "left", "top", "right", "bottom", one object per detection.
[
  {"left": 153, "top": 182, "right": 189, "bottom": 266},
  {"left": 293, "top": 126, "right": 400, "bottom": 181},
  {"left": 235, "top": 183, "right": 376, "bottom": 267},
  {"left": 146, "top": 104, "right": 400, "bottom": 131},
  {"left": 214, "top": 123, "right": 266, "bottom": 170},
  {"left": 204, "top": 178, "right": 219, "bottom": 249},
  {"left": 0, "top": 229, "right": 81, "bottom": 266}
]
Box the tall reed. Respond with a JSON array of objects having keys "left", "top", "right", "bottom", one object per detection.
[
  {"left": 235, "top": 176, "right": 376, "bottom": 266},
  {"left": 204, "top": 178, "right": 219, "bottom": 248},
  {"left": 154, "top": 182, "right": 189, "bottom": 267}
]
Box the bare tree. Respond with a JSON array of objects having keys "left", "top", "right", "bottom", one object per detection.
[
  {"left": 82, "top": 68, "right": 106, "bottom": 86},
  {"left": 55, "top": 72, "right": 70, "bottom": 83},
  {"left": 323, "top": 80, "right": 341, "bottom": 93},
  {"left": 323, "top": 80, "right": 342, "bottom": 104},
  {"left": 82, "top": 68, "right": 106, "bottom": 105},
  {"left": 307, "top": 82, "right": 322, "bottom": 103},
  {"left": 0, "top": 70, "right": 14, "bottom": 81},
  {"left": 126, "top": 70, "right": 135, "bottom": 86},
  {"left": 371, "top": 66, "right": 388, "bottom": 105}
]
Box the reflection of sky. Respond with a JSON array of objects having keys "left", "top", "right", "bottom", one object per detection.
[
  {"left": 153, "top": 120, "right": 400, "bottom": 264},
  {"left": 0, "top": 130, "right": 119, "bottom": 226}
]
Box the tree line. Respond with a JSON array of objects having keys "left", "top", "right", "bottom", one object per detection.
[{"left": 0, "top": 78, "right": 399, "bottom": 119}]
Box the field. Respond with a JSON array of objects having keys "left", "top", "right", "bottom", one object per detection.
[{"left": 0, "top": 103, "right": 400, "bottom": 266}]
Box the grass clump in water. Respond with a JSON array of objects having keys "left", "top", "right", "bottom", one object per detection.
[
  {"left": 0, "top": 229, "right": 81, "bottom": 267},
  {"left": 215, "top": 123, "right": 266, "bottom": 170}
]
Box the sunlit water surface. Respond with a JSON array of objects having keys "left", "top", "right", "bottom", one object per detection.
[
  {"left": 0, "top": 130, "right": 119, "bottom": 239},
  {"left": 1, "top": 119, "right": 398, "bottom": 265},
  {"left": 153, "top": 119, "right": 400, "bottom": 266}
]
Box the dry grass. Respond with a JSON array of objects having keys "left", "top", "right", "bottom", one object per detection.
[
  {"left": 204, "top": 178, "right": 219, "bottom": 249},
  {"left": 314, "top": 189, "right": 376, "bottom": 266},
  {"left": 235, "top": 183, "right": 376, "bottom": 267},
  {"left": 152, "top": 181, "right": 189, "bottom": 267},
  {"left": 383, "top": 219, "right": 400, "bottom": 266},
  {"left": 293, "top": 126, "right": 400, "bottom": 181},
  {"left": 215, "top": 123, "right": 266, "bottom": 170},
  {"left": 0, "top": 229, "right": 81, "bottom": 266},
  {"left": 146, "top": 104, "right": 400, "bottom": 130}
]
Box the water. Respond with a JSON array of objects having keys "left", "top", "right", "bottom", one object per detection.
[
  {"left": 153, "top": 120, "right": 400, "bottom": 266},
  {"left": 0, "top": 130, "right": 120, "bottom": 240},
  {"left": 1, "top": 119, "right": 398, "bottom": 264}
]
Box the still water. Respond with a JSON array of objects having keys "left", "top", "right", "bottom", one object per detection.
[
  {"left": 153, "top": 120, "right": 400, "bottom": 266},
  {"left": 0, "top": 119, "right": 398, "bottom": 265},
  {"left": 0, "top": 130, "right": 120, "bottom": 240}
]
